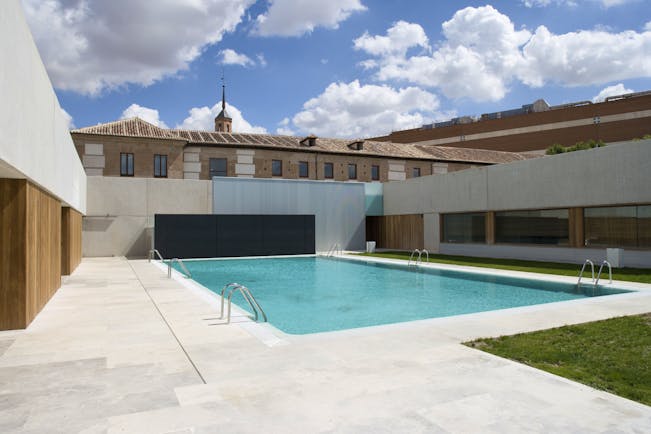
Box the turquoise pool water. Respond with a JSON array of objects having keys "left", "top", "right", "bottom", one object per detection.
[{"left": 176, "top": 256, "right": 630, "bottom": 335}]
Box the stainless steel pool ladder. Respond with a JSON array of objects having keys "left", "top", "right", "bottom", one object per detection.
[
  {"left": 327, "top": 243, "right": 342, "bottom": 257},
  {"left": 167, "top": 258, "right": 192, "bottom": 278},
  {"left": 577, "top": 259, "right": 595, "bottom": 287},
  {"left": 595, "top": 260, "right": 612, "bottom": 286},
  {"left": 148, "top": 249, "right": 164, "bottom": 262},
  {"left": 408, "top": 249, "right": 429, "bottom": 266},
  {"left": 219, "top": 282, "right": 267, "bottom": 324}
]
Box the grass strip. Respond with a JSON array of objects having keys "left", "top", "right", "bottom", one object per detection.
[
  {"left": 357, "top": 251, "right": 651, "bottom": 284},
  {"left": 464, "top": 314, "right": 651, "bottom": 406}
]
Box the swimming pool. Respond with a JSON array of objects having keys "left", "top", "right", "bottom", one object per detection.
[{"left": 175, "top": 256, "right": 630, "bottom": 335}]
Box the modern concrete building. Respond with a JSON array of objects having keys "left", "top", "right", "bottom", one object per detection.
[
  {"left": 0, "top": 0, "right": 87, "bottom": 330},
  {"left": 371, "top": 92, "right": 651, "bottom": 153}
]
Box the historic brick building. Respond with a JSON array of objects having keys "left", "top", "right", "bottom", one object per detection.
[{"left": 370, "top": 91, "right": 651, "bottom": 153}]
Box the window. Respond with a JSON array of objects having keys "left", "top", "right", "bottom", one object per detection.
[
  {"left": 584, "top": 205, "right": 651, "bottom": 248},
  {"left": 272, "top": 159, "right": 282, "bottom": 176},
  {"left": 120, "top": 153, "right": 134, "bottom": 176},
  {"left": 298, "top": 161, "right": 309, "bottom": 178},
  {"left": 442, "top": 213, "right": 486, "bottom": 243},
  {"left": 154, "top": 154, "right": 167, "bottom": 178},
  {"left": 371, "top": 165, "right": 380, "bottom": 181},
  {"left": 209, "top": 158, "right": 227, "bottom": 178},
  {"left": 495, "top": 209, "right": 569, "bottom": 245},
  {"left": 348, "top": 163, "right": 357, "bottom": 180},
  {"left": 324, "top": 162, "right": 334, "bottom": 179},
  {"left": 412, "top": 167, "right": 421, "bottom": 178}
]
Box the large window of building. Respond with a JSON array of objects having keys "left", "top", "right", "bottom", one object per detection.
[
  {"left": 154, "top": 154, "right": 167, "bottom": 178},
  {"left": 371, "top": 165, "right": 380, "bottom": 181},
  {"left": 495, "top": 209, "right": 569, "bottom": 245},
  {"left": 324, "top": 162, "right": 334, "bottom": 179},
  {"left": 272, "top": 159, "right": 282, "bottom": 176},
  {"left": 442, "top": 213, "right": 486, "bottom": 243},
  {"left": 584, "top": 205, "right": 651, "bottom": 248},
  {"left": 120, "top": 153, "right": 134, "bottom": 176},
  {"left": 348, "top": 163, "right": 357, "bottom": 180},
  {"left": 209, "top": 158, "right": 227, "bottom": 178},
  {"left": 298, "top": 161, "right": 309, "bottom": 178},
  {"left": 412, "top": 167, "right": 421, "bottom": 178}
]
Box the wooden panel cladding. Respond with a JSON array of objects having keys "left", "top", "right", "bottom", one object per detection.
[
  {"left": 61, "top": 207, "right": 82, "bottom": 275},
  {"left": 366, "top": 215, "right": 424, "bottom": 250},
  {"left": 568, "top": 207, "right": 584, "bottom": 248},
  {"left": 0, "top": 179, "right": 61, "bottom": 330}
]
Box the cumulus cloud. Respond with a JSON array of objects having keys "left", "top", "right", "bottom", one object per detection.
[
  {"left": 22, "top": 0, "right": 254, "bottom": 95},
  {"left": 121, "top": 104, "right": 168, "bottom": 128},
  {"left": 254, "top": 0, "right": 366, "bottom": 36},
  {"left": 60, "top": 107, "right": 75, "bottom": 130},
  {"left": 354, "top": 21, "right": 429, "bottom": 56},
  {"left": 356, "top": 5, "right": 651, "bottom": 102},
  {"left": 219, "top": 49, "right": 255, "bottom": 67},
  {"left": 522, "top": 0, "right": 634, "bottom": 7},
  {"left": 276, "top": 117, "right": 295, "bottom": 135},
  {"left": 176, "top": 102, "right": 267, "bottom": 134},
  {"left": 592, "top": 83, "right": 634, "bottom": 102},
  {"left": 290, "top": 80, "right": 442, "bottom": 138}
]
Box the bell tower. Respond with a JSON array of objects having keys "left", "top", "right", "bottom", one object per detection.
[{"left": 214, "top": 76, "right": 232, "bottom": 133}]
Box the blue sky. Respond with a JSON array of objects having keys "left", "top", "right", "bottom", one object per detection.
[{"left": 22, "top": 0, "right": 651, "bottom": 138}]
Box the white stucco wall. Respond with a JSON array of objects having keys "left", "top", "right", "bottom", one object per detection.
[
  {"left": 83, "top": 177, "right": 212, "bottom": 257},
  {"left": 0, "top": 0, "right": 86, "bottom": 213},
  {"left": 212, "top": 177, "right": 366, "bottom": 251}
]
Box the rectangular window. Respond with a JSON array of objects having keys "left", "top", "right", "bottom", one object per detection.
[
  {"left": 154, "top": 154, "right": 167, "bottom": 178},
  {"left": 412, "top": 167, "right": 421, "bottom": 178},
  {"left": 371, "top": 165, "right": 380, "bottom": 181},
  {"left": 584, "top": 205, "right": 651, "bottom": 248},
  {"left": 495, "top": 209, "right": 569, "bottom": 245},
  {"left": 348, "top": 163, "right": 357, "bottom": 180},
  {"left": 272, "top": 159, "right": 282, "bottom": 176},
  {"left": 298, "top": 161, "right": 309, "bottom": 178},
  {"left": 120, "top": 153, "right": 134, "bottom": 176},
  {"left": 324, "top": 162, "right": 334, "bottom": 179},
  {"left": 209, "top": 158, "right": 227, "bottom": 178},
  {"left": 442, "top": 213, "right": 486, "bottom": 243}
]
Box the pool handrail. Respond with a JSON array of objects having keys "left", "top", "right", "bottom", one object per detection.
[
  {"left": 148, "top": 249, "right": 164, "bottom": 262},
  {"left": 595, "top": 260, "right": 613, "bottom": 286},
  {"left": 327, "top": 243, "right": 342, "bottom": 257},
  {"left": 168, "top": 258, "right": 192, "bottom": 278},
  {"left": 577, "top": 259, "right": 595, "bottom": 287},
  {"left": 409, "top": 249, "right": 428, "bottom": 266},
  {"left": 219, "top": 283, "right": 267, "bottom": 324}
]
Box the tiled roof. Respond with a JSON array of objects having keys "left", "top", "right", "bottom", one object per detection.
[{"left": 72, "top": 118, "right": 536, "bottom": 164}]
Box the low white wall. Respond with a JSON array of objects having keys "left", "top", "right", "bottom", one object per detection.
[
  {"left": 0, "top": 0, "right": 86, "bottom": 213},
  {"left": 213, "top": 178, "right": 366, "bottom": 251},
  {"left": 386, "top": 142, "right": 651, "bottom": 267},
  {"left": 83, "top": 177, "right": 212, "bottom": 257}
]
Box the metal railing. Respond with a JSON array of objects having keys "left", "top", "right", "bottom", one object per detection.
[
  {"left": 595, "top": 260, "right": 613, "bottom": 286},
  {"left": 148, "top": 249, "right": 164, "bottom": 262},
  {"left": 167, "top": 258, "right": 192, "bottom": 278},
  {"left": 326, "top": 243, "right": 342, "bottom": 257},
  {"left": 408, "top": 249, "right": 429, "bottom": 266},
  {"left": 577, "top": 259, "right": 595, "bottom": 287},
  {"left": 218, "top": 282, "right": 267, "bottom": 324}
]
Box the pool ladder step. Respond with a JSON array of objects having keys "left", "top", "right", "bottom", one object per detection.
[
  {"left": 408, "top": 249, "right": 429, "bottom": 266},
  {"left": 577, "top": 259, "right": 612, "bottom": 288},
  {"left": 214, "top": 283, "right": 267, "bottom": 324}
]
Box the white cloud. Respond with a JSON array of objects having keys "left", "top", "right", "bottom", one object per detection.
[
  {"left": 357, "top": 5, "right": 651, "bottom": 102},
  {"left": 60, "top": 107, "right": 75, "bottom": 129},
  {"left": 291, "top": 80, "right": 441, "bottom": 138},
  {"left": 121, "top": 104, "right": 168, "bottom": 128},
  {"left": 176, "top": 102, "right": 267, "bottom": 134},
  {"left": 646, "top": 21, "right": 651, "bottom": 32},
  {"left": 22, "top": 0, "right": 254, "bottom": 95},
  {"left": 275, "top": 117, "right": 295, "bottom": 135},
  {"left": 254, "top": 0, "right": 366, "bottom": 37},
  {"left": 219, "top": 49, "right": 255, "bottom": 67},
  {"left": 522, "top": 0, "right": 634, "bottom": 7},
  {"left": 354, "top": 21, "right": 429, "bottom": 56},
  {"left": 592, "top": 83, "right": 634, "bottom": 102}
]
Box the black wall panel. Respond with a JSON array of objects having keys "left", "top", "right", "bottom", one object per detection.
[{"left": 154, "top": 214, "right": 315, "bottom": 259}]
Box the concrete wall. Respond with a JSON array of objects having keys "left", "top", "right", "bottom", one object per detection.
[
  {"left": 83, "top": 177, "right": 212, "bottom": 257},
  {"left": 0, "top": 0, "right": 86, "bottom": 214},
  {"left": 212, "top": 178, "right": 366, "bottom": 251},
  {"left": 383, "top": 141, "right": 651, "bottom": 267}
]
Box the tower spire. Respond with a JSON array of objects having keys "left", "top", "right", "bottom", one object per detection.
[{"left": 215, "top": 72, "right": 232, "bottom": 133}]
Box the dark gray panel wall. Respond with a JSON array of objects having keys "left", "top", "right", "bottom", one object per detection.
[{"left": 155, "top": 214, "right": 315, "bottom": 259}]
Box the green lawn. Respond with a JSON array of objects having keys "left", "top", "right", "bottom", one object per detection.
[
  {"left": 465, "top": 314, "right": 651, "bottom": 406},
  {"left": 357, "top": 251, "right": 651, "bottom": 284}
]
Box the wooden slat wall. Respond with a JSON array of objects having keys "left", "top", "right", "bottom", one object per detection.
[
  {"left": 0, "top": 179, "right": 62, "bottom": 330},
  {"left": 366, "top": 214, "right": 424, "bottom": 250},
  {"left": 61, "top": 207, "right": 82, "bottom": 275}
]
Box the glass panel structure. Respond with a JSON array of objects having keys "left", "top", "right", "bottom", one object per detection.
[
  {"left": 442, "top": 213, "right": 486, "bottom": 243},
  {"left": 154, "top": 154, "right": 167, "bottom": 178},
  {"left": 585, "top": 205, "right": 651, "bottom": 248},
  {"left": 495, "top": 209, "right": 569, "bottom": 245},
  {"left": 120, "top": 153, "right": 134, "bottom": 176}
]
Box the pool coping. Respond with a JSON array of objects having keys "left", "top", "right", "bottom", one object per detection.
[{"left": 153, "top": 254, "right": 651, "bottom": 345}]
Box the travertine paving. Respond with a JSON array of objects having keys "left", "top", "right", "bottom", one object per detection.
[{"left": 1, "top": 257, "right": 650, "bottom": 433}]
